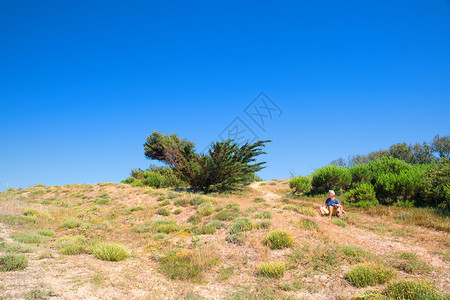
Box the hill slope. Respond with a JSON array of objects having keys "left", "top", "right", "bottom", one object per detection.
[{"left": 0, "top": 180, "right": 448, "bottom": 299}]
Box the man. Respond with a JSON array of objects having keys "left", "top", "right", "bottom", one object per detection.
[{"left": 319, "top": 190, "right": 344, "bottom": 219}]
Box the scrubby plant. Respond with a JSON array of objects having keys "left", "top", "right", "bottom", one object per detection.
[
  {"left": 218, "top": 266, "right": 235, "bottom": 281},
  {"left": 0, "top": 253, "right": 28, "bottom": 271},
  {"left": 214, "top": 210, "right": 239, "bottom": 221},
  {"left": 37, "top": 229, "right": 55, "bottom": 237},
  {"left": 264, "top": 230, "right": 293, "bottom": 249},
  {"left": 255, "top": 221, "right": 272, "bottom": 229},
  {"left": 95, "top": 197, "right": 111, "bottom": 205},
  {"left": 257, "top": 261, "right": 286, "bottom": 278},
  {"left": 226, "top": 232, "right": 246, "bottom": 246},
  {"left": 345, "top": 183, "right": 378, "bottom": 208},
  {"left": 59, "top": 218, "right": 80, "bottom": 229},
  {"left": 255, "top": 211, "right": 272, "bottom": 219},
  {"left": 332, "top": 219, "right": 347, "bottom": 227},
  {"left": 384, "top": 280, "right": 445, "bottom": 300},
  {"left": 0, "top": 241, "right": 34, "bottom": 253},
  {"left": 56, "top": 235, "right": 86, "bottom": 255},
  {"left": 173, "top": 208, "right": 183, "bottom": 215},
  {"left": 311, "top": 165, "right": 351, "bottom": 194},
  {"left": 158, "top": 200, "right": 171, "bottom": 207},
  {"left": 92, "top": 243, "right": 129, "bottom": 261},
  {"left": 10, "top": 232, "right": 42, "bottom": 244},
  {"left": 156, "top": 208, "right": 170, "bottom": 216},
  {"left": 296, "top": 219, "right": 319, "bottom": 230},
  {"left": 391, "top": 251, "right": 432, "bottom": 274},
  {"left": 197, "top": 202, "right": 214, "bottom": 216},
  {"left": 297, "top": 206, "right": 316, "bottom": 217},
  {"left": 159, "top": 249, "right": 202, "bottom": 281},
  {"left": 229, "top": 218, "right": 253, "bottom": 234},
  {"left": 129, "top": 206, "right": 144, "bottom": 212},
  {"left": 253, "top": 197, "right": 265, "bottom": 203},
  {"left": 190, "top": 196, "right": 205, "bottom": 205},
  {"left": 345, "top": 263, "right": 395, "bottom": 287},
  {"left": 289, "top": 176, "right": 311, "bottom": 194}
]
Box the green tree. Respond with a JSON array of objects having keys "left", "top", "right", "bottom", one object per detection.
[
  {"left": 432, "top": 135, "right": 450, "bottom": 159},
  {"left": 389, "top": 143, "right": 414, "bottom": 164}
]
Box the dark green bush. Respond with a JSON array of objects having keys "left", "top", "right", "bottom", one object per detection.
[
  {"left": 418, "top": 159, "right": 450, "bottom": 212},
  {"left": 311, "top": 165, "right": 351, "bottom": 194},
  {"left": 349, "top": 163, "right": 373, "bottom": 187},
  {"left": 122, "top": 166, "right": 185, "bottom": 188},
  {"left": 346, "top": 183, "right": 378, "bottom": 208},
  {"left": 289, "top": 176, "right": 311, "bottom": 194}
]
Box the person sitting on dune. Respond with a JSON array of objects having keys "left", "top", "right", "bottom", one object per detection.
[{"left": 319, "top": 190, "right": 344, "bottom": 219}]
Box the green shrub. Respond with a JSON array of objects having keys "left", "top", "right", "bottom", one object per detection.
[
  {"left": 190, "top": 196, "right": 205, "bottom": 205},
  {"left": 289, "top": 176, "right": 311, "bottom": 194},
  {"left": 345, "top": 264, "right": 395, "bottom": 287},
  {"left": 311, "top": 165, "right": 351, "bottom": 194},
  {"left": 0, "top": 241, "right": 33, "bottom": 253},
  {"left": 253, "top": 197, "right": 266, "bottom": 203},
  {"left": 156, "top": 208, "right": 170, "bottom": 216},
  {"left": 214, "top": 210, "right": 239, "bottom": 221},
  {"left": 173, "top": 208, "right": 183, "bottom": 215},
  {"left": 392, "top": 251, "right": 432, "bottom": 274},
  {"left": 225, "top": 202, "right": 240, "bottom": 211},
  {"left": 188, "top": 215, "right": 201, "bottom": 225},
  {"left": 198, "top": 223, "right": 217, "bottom": 235},
  {"left": 296, "top": 219, "right": 319, "bottom": 230},
  {"left": 229, "top": 218, "right": 253, "bottom": 234},
  {"left": 56, "top": 235, "right": 86, "bottom": 255},
  {"left": 226, "top": 232, "right": 246, "bottom": 245},
  {"left": 10, "top": 232, "right": 42, "bottom": 244},
  {"left": 257, "top": 261, "right": 285, "bottom": 278},
  {"left": 95, "top": 197, "right": 110, "bottom": 205},
  {"left": 60, "top": 219, "right": 80, "bottom": 229},
  {"left": 158, "top": 200, "right": 171, "bottom": 207},
  {"left": 130, "top": 206, "right": 144, "bottom": 212},
  {"left": 385, "top": 280, "right": 445, "bottom": 300},
  {"left": 346, "top": 183, "right": 378, "bottom": 208},
  {"left": 122, "top": 165, "right": 185, "bottom": 188},
  {"left": 152, "top": 219, "right": 179, "bottom": 233},
  {"left": 159, "top": 250, "right": 202, "bottom": 280},
  {"left": 197, "top": 203, "right": 214, "bottom": 216},
  {"left": 332, "top": 219, "right": 347, "bottom": 227},
  {"left": 23, "top": 209, "right": 39, "bottom": 216},
  {"left": 92, "top": 243, "right": 129, "bottom": 261},
  {"left": 0, "top": 253, "right": 28, "bottom": 271},
  {"left": 255, "top": 221, "right": 272, "bottom": 229},
  {"left": 255, "top": 211, "right": 272, "bottom": 219},
  {"left": 297, "top": 206, "right": 316, "bottom": 217},
  {"left": 349, "top": 163, "right": 373, "bottom": 187},
  {"left": 264, "top": 230, "right": 293, "bottom": 249},
  {"left": 37, "top": 229, "right": 55, "bottom": 237},
  {"left": 419, "top": 159, "right": 450, "bottom": 212}
]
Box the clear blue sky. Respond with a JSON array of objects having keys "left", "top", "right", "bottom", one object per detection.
[{"left": 1, "top": 1, "right": 449, "bottom": 190}]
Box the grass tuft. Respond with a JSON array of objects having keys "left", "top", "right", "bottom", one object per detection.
[
  {"left": 345, "top": 263, "right": 395, "bottom": 287},
  {"left": 0, "top": 253, "right": 28, "bottom": 271},
  {"left": 229, "top": 218, "right": 253, "bottom": 234},
  {"left": 296, "top": 219, "right": 319, "bottom": 230},
  {"left": 385, "top": 279, "right": 445, "bottom": 300},
  {"left": 264, "top": 230, "right": 293, "bottom": 249},
  {"left": 92, "top": 243, "right": 129, "bottom": 261},
  {"left": 257, "top": 261, "right": 286, "bottom": 278},
  {"left": 59, "top": 218, "right": 80, "bottom": 229}
]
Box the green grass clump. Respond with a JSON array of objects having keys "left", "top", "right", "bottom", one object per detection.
[
  {"left": 197, "top": 203, "right": 214, "bottom": 216},
  {"left": 159, "top": 250, "right": 203, "bottom": 281},
  {"left": 332, "top": 219, "right": 347, "bottom": 227},
  {"left": 0, "top": 253, "right": 28, "bottom": 271},
  {"left": 59, "top": 218, "right": 80, "bottom": 229},
  {"left": 264, "top": 230, "right": 293, "bottom": 249},
  {"left": 156, "top": 208, "right": 171, "bottom": 216},
  {"left": 199, "top": 223, "right": 217, "bottom": 235},
  {"left": 95, "top": 197, "right": 111, "bottom": 205},
  {"left": 384, "top": 280, "right": 445, "bottom": 300},
  {"left": 257, "top": 261, "right": 286, "bottom": 278},
  {"left": 158, "top": 200, "right": 171, "bottom": 207},
  {"left": 37, "top": 229, "right": 56, "bottom": 237},
  {"left": 10, "top": 232, "right": 42, "bottom": 244},
  {"left": 255, "top": 221, "right": 272, "bottom": 229},
  {"left": 0, "top": 214, "right": 37, "bottom": 226},
  {"left": 129, "top": 206, "right": 144, "bottom": 212},
  {"left": 255, "top": 211, "right": 272, "bottom": 219},
  {"left": 225, "top": 202, "right": 240, "bottom": 211},
  {"left": 345, "top": 263, "right": 395, "bottom": 287},
  {"left": 218, "top": 266, "right": 235, "bottom": 281},
  {"left": 56, "top": 235, "right": 86, "bottom": 255},
  {"left": 0, "top": 242, "right": 34, "bottom": 253},
  {"left": 214, "top": 210, "right": 239, "bottom": 221},
  {"left": 23, "top": 209, "right": 39, "bottom": 216},
  {"left": 92, "top": 243, "right": 129, "bottom": 261},
  {"left": 190, "top": 196, "right": 205, "bottom": 205},
  {"left": 229, "top": 218, "right": 253, "bottom": 234},
  {"left": 167, "top": 193, "right": 178, "bottom": 199},
  {"left": 152, "top": 219, "right": 179, "bottom": 233},
  {"left": 297, "top": 206, "right": 316, "bottom": 217},
  {"left": 173, "top": 208, "right": 183, "bottom": 215},
  {"left": 283, "top": 204, "right": 300, "bottom": 212},
  {"left": 226, "top": 232, "right": 246, "bottom": 246},
  {"left": 341, "top": 246, "right": 373, "bottom": 263},
  {"left": 296, "top": 219, "right": 319, "bottom": 230},
  {"left": 253, "top": 197, "right": 266, "bottom": 203},
  {"left": 392, "top": 251, "right": 432, "bottom": 274}
]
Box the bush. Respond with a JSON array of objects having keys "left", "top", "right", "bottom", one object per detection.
[
  {"left": 345, "top": 264, "right": 395, "bottom": 287},
  {"left": 0, "top": 242, "right": 33, "bottom": 253},
  {"left": 385, "top": 280, "right": 445, "bottom": 300},
  {"left": 297, "top": 206, "right": 316, "bottom": 217},
  {"left": 391, "top": 251, "right": 432, "bottom": 274},
  {"left": 349, "top": 163, "right": 373, "bottom": 187},
  {"left": 37, "top": 229, "right": 56, "bottom": 237},
  {"left": 253, "top": 197, "right": 265, "bottom": 203},
  {"left": 264, "top": 230, "right": 293, "bottom": 249},
  {"left": 60, "top": 219, "right": 80, "bottom": 229},
  {"left": 156, "top": 208, "right": 170, "bottom": 216},
  {"left": 122, "top": 165, "right": 185, "bottom": 188},
  {"left": 159, "top": 250, "right": 202, "bottom": 281},
  {"left": 419, "top": 159, "right": 450, "bottom": 212},
  {"left": 345, "top": 183, "right": 378, "bottom": 208},
  {"left": 296, "top": 219, "right": 319, "bottom": 230},
  {"left": 289, "top": 176, "right": 311, "bottom": 194},
  {"left": 198, "top": 223, "right": 217, "bottom": 235},
  {"left": 255, "top": 221, "right": 272, "bottom": 229},
  {"left": 257, "top": 261, "right": 286, "bottom": 278},
  {"left": 255, "top": 211, "right": 272, "bottom": 219},
  {"left": 92, "top": 243, "right": 129, "bottom": 261},
  {"left": 197, "top": 203, "right": 214, "bottom": 216},
  {"left": 10, "top": 232, "right": 42, "bottom": 244},
  {"left": 229, "top": 218, "right": 253, "bottom": 234},
  {"left": 0, "top": 253, "right": 28, "bottom": 271},
  {"left": 311, "top": 165, "right": 351, "bottom": 194},
  {"left": 214, "top": 210, "right": 239, "bottom": 221}
]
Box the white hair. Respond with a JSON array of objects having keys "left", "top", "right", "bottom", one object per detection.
[{"left": 329, "top": 190, "right": 335, "bottom": 196}]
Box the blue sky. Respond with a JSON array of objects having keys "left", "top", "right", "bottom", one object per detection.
[{"left": 1, "top": 1, "right": 449, "bottom": 190}]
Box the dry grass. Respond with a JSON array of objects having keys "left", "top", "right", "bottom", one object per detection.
[{"left": 0, "top": 180, "right": 448, "bottom": 299}]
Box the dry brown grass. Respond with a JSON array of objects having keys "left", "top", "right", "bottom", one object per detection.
[{"left": 0, "top": 180, "right": 448, "bottom": 299}]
